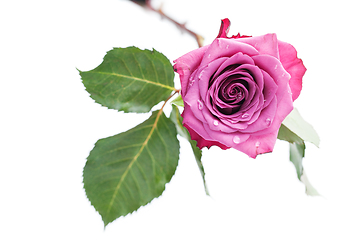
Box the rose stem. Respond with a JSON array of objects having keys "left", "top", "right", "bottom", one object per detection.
[{"left": 131, "top": 0, "right": 204, "bottom": 47}]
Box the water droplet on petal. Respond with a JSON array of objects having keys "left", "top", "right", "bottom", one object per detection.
[
  {"left": 208, "top": 54, "right": 211, "bottom": 58},
  {"left": 274, "top": 65, "right": 278, "bottom": 70},
  {"left": 213, "top": 120, "right": 219, "bottom": 126},
  {"left": 189, "top": 76, "right": 195, "bottom": 86},
  {"left": 282, "top": 73, "right": 285, "bottom": 77},
  {"left": 198, "top": 71, "right": 204, "bottom": 79},
  {"left": 197, "top": 100, "right": 203, "bottom": 110},
  {"left": 242, "top": 113, "right": 249, "bottom": 118},
  {"left": 265, "top": 118, "right": 271, "bottom": 126},
  {"left": 236, "top": 92, "right": 243, "bottom": 99},
  {"left": 226, "top": 45, "right": 229, "bottom": 49},
  {"left": 233, "top": 136, "right": 241, "bottom": 144},
  {"left": 255, "top": 141, "right": 260, "bottom": 147}
]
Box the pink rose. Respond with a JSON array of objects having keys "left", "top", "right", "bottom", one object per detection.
[{"left": 174, "top": 18, "right": 306, "bottom": 158}]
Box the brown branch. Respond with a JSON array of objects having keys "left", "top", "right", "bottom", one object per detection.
[
  {"left": 159, "top": 89, "right": 180, "bottom": 113},
  {"left": 137, "top": 0, "right": 204, "bottom": 48}
]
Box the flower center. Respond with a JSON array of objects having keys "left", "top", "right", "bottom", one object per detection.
[{"left": 216, "top": 76, "right": 249, "bottom": 115}]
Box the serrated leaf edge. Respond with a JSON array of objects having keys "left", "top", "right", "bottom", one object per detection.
[{"left": 105, "top": 109, "right": 164, "bottom": 216}]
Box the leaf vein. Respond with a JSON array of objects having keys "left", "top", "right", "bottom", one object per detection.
[
  {"left": 106, "top": 111, "right": 163, "bottom": 215},
  {"left": 131, "top": 51, "right": 145, "bottom": 80},
  {"left": 95, "top": 71, "right": 174, "bottom": 91}
]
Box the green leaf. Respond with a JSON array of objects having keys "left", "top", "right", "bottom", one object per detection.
[
  {"left": 278, "top": 109, "right": 320, "bottom": 196},
  {"left": 289, "top": 142, "right": 320, "bottom": 196},
  {"left": 79, "top": 47, "right": 175, "bottom": 113},
  {"left": 83, "top": 110, "right": 180, "bottom": 226},
  {"left": 191, "top": 142, "right": 209, "bottom": 196},
  {"left": 301, "top": 170, "right": 320, "bottom": 196},
  {"left": 171, "top": 94, "right": 184, "bottom": 107},
  {"left": 281, "top": 108, "right": 320, "bottom": 147},
  {"left": 169, "top": 105, "right": 209, "bottom": 195},
  {"left": 169, "top": 104, "right": 188, "bottom": 139},
  {"left": 289, "top": 142, "right": 305, "bottom": 180},
  {"left": 277, "top": 124, "right": 304, "bottom": 145}
]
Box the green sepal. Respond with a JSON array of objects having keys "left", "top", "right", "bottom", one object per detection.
[{"left": 171, "top": 94, "right": 184, "bottom": 107}]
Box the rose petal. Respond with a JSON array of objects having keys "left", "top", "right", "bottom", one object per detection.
[
  {"left": 200, "top": 38, "right": 259, "bottom": 67},
  {"left": 278, "top": 40, "right": 306, "bottom": 101},
  {"left": 182, "top": 104, "right": 230, "bottom": 150},
  {"left": 198, "top": 57, "right": 228, "bottom": 101},
  {"left": 216, "top": 18, "right": 231, "bottom": 38},
  {"left": 185, "top": 122, "right": 230, "bottom": 150},
  {"left": 252, "top": 55, "right": 290, "bottom": 104},
  {"left": 182, "top": 75, "right": 206, "bottom": 123},
  {"left": 203, "top": 123, "right": 250, "bottom": 147},
  {"left": 216, "top": 18, "right": 251, "bottom": 39},
  {"left": 201, "top": 106, "right": 241, "bottom": 133},
  {"left": 208, "top": 71, "right": 257, "bottom": 120},
  {"left": 261, "top": 70, "right": 278, "bottom": 109},
  {"left": 269, "top": 84, "right": 294, "bottom": 132},
  {"left": 246, "top": 84, "right": 293, "bottom": 136},
  {"left": 173, "top": 45, "right": 209, "bottom": 96},
  {"left": 233, "top": 131, "right": 279, "bottom": 158},
  {"left": 210, "top": 52, "right": 255, "bottom": 82},
  {"left": 237, "top": 34, "right": 280, "bottom": 59},
  {"left": 242, "top": 96, "right": 278, "bottom": 133},
  {"left": 182, "top": 103, "right": 210, "bottom": 139}
]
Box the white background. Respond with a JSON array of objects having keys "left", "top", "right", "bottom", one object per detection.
[{"left": 1, "top": 0, "right": 360, "bottom": 239}]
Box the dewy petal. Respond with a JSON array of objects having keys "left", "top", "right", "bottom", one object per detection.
[
  {"left": 236, "top": 34, "right": 280, "bottom": 59},
  {"left": 203, "top": 123, "right": 250, "bottom": 147},
  {"left": 247, "top": 84, "right": 293, "bottom": 136},
  {"left": 210, "top": 52, "right": 255, "bottom": 83},
  {"left": 242, "top": 96, "right": 277, "bottom": 133},
  {"left": 233, "top": 131, "right": 279, "bottom": 158},
  {"left": 182, "top": 105, "right": 230, "bottom": 150},
  {"left": 237, "top": 74, "right": 259, "bottom": 112},
  {"left": 252, "top": 55, "right": 290, "bottom": 104},
  {"left": 278, "top": 40, "right": 306, "bottom": 101},
  {"left": 239, "top": 64, "right": 264, "bottom": 90},
  {"left": 173, "top": 45, "right": 209, "bottom": 96},
  {"left": 182, "top": 77, "right": 208, "bottom": 124},
  {"left": 208, "top": 70, "right": 257, "bottom": 119},
  {"left": 261, "top": 70, "right": 278, "bottom": 109},
  {"left": 200, "top": 38, "right": 259, "bottom": 67},
  {"left": 201, "top": 106, "right": 239, "bottom": 133},
  {"left": 185, "top": 122, "right": 230, "bottom": 150},
  {"left": 269, "top": 84, "right": 294, "bottom": 132},
  {"left": 182, "top": 103, "right": 210, "bottom": 139},
  {"left": 198, "top": 57, "right": 228, "bottom": 101}
]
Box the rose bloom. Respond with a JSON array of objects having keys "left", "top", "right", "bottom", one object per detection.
[{"left": 174, "top": 18, "right": 306, "bottom": 158}]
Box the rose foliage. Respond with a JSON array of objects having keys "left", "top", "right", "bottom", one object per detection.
[{"left": 79, "top": 18, "right": 319, "bottom": 227}]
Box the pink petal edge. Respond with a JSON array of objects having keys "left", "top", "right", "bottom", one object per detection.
[{"left": 278, "top": 40, "right": 306, "bottom": 101}]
